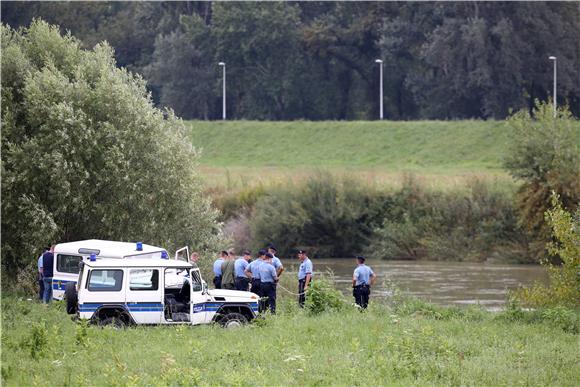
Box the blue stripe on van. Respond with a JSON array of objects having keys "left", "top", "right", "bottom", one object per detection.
[
  {"left": 78, "top": 303, "right": 164, "bottom": 313},
  {"left": 52, "top": 279, "right": 76, "bottom": 290}
]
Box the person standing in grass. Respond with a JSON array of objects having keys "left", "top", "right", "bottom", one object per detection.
[
  {"left": 246, "top": 249, "right": 266, "bottom": 296},
  {"left": 37, "top": 246, "right": 48, "bottom": 301},
  {"left": 234, "top": 250, "right": 251, "bottom": 291},
  {"left": 220, "top": 249, "right": 236, "bottom": 290},
  {"left": 297, "top": 250, "right": 313, "bottom": 307},
  {"left": 41, "top": 245, "right": 55, "bottom": 303},
  {"left": 259, "top": 253, "right": 278, "bottom": 314},
  {"left": 213, "top": 251, "right": 228, "bottom": 289},
  {"left": 352, "top": 255, "right": 376, "bottom": 309}
]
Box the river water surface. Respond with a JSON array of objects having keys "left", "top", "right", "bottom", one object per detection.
[{"left": 286, "top": 259, "right": 549, "bottom": 310}]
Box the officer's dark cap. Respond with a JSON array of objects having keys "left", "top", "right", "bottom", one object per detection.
[
  {"left": 258, "top": 249, "right": 267, "bottom": 256},
  {"left": 356, "top": 255, "right": 366, "bottom": 262},
  {"left": 243, "top": 249, "right": 251, "bottom": 256},
  {"left": 267, "top": 244, "right": 277, "bottom": 252},
  {"left": 297, "top": 250, "right": 307, "bottom": 254},
  {"left": 221, "top": 250, "right": 229, "bottom": 256},
  {"left": 265, "top": 253, "right": 274, "bottom": 259}
]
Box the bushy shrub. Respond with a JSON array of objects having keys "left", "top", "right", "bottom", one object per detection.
[
  {"left": 304, "top": 278, "right": 346, "bottom": 314},
  {"left": 369, "top": 177, "right": 528, "bottom": 262},
  {"left": 250, "top": 172, "right": 389, "bottom": 257},
  {"left": 1, "top": 20, "right": 222, "bottom": 277},
  {"left": 504, "top": 101, "right": 580, "bottom": 260},
  {"left": 513, "top": 194, "right": 580, "bottom": 308}
]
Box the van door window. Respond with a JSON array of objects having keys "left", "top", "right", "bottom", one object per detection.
[
  {"left": 129, "top": 269, "right": 159, "bottom": 291},
  {"left": 57, "top": 254, "right": 83, "bottom": 274},
  {"left": 88, "top": 269, "right": 123, "bottom": 291}
]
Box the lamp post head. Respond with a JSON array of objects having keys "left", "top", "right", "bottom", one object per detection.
[
  {"left": 218, "top": 62, "right": 226, "bottom": 66},
  {"left": 548, "top": 56, "right": 556, "bottom": 61},
  {"left": 375, "top": 59, "right": 383, "bottom": 64}
]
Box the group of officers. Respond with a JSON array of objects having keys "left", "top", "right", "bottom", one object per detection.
[{"left": 211, "top": 244, "right": 376, "bottom": 313}]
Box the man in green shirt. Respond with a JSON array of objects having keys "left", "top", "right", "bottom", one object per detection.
[{"left": 220, "top": 249, "right": 236, "bottom": 290}]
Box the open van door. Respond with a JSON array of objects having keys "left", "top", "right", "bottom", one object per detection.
[
  {"left": 175, "top": 247, "right": 190, "bottom": 262},
  {"left": 190, "top": 268, "right": 209, "bottom": 325}
]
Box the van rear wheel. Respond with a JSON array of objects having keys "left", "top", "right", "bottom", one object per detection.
[
  {"left": 64, "top": 282, "right": 78, "bottom": 314},
  {"left": 98, "top": 317, "right": 125, "bottom": 329},
  {"left": 220, "top": 313, "right": 248, "bottom": 328}
]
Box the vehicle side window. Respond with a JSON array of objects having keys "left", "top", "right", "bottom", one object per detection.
[
  {"left": 191, "top": 271, "right": 202, "bottom": 292},
  {"left": 88, "top": 269, "right": 123, "bottom": 292},
  {"left": 129, "top": 269, "right": 159, "bottom": 291},
  {"left": 57, "top": 254, "right": 82, "bottom": 274}
]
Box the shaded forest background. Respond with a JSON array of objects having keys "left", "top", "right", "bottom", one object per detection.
[{"left": 2, "top": 1, "right": 579, "bottom": 121}]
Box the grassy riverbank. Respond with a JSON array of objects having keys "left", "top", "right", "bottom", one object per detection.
[
  {"left": 187, "top": 120, "right": 513, "bottom": 189},
  {"left": 2, "top": 295, "right": 578, "bottom": 386}
]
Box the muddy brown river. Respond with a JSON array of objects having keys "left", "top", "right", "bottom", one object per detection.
[{"left": 285, "top": 259, "right": 549, "bottom": 310}]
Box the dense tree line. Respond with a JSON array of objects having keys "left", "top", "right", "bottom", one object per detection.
[{"left": 2, "top": 2, "right": 579, "bottom": 120}]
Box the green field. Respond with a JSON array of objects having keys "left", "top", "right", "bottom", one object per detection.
[
  {"left": 187, "top": 120, "right": 514, "bottom": 189},
  {"left": 188, "top": 120, "right": 510, "bottom": 169},
  {"left": 2, "top": 295, "right": 578, "bottom": 386}
]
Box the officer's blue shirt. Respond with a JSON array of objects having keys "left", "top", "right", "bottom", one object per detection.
[
  {"left": 298, "top": 258, "right": 313, "bottom": 280},
  {"left": 234, "top": 258, "right": 249, "bottom": 278},
  {"left": 213, "top": 258, "right": 224, "bottom": 276},
  {"left": 259, "top": 262, "right": 277, "bottom": 283},
  {"left": 353, "top": 264, "right": 374, "bottom": 286},
  {"left": 247, "top": 259, "right": 264, "bottom": 279},
  {"left": 271, "top": 255, "right": 282, "bottom": 270}
]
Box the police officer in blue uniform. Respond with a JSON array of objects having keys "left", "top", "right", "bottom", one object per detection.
[
  {"left": 297, "top": 250, "right": 313, "bottom": 307},
  {"left": 212, "top": 251, "right": 228, "bottom": 289},
  {"left": 267, "top": 245, "right": 285, "bottom": 278},
  {"left": 259, "top": 253, "right": 278, "bottom": 314},
  {"left": 352, "top": 255, "right": 376, "bottom": 309},
  {"left": 234, "top": 250, "right": 251, "bottom": 291},
  {"left": 245, "top": 249, "right": 266, "bottom": 296}
]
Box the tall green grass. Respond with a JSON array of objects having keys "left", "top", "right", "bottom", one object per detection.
[{"left": 2, "top": 296, "right": 578, "bottom": 386}]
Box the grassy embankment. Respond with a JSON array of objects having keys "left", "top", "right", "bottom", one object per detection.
[
  {"left": 2, "top": 294, "right": 578, "bottom": 386},
  {"left": 187, "top": 120, "right": 513, "bottom": 190}
]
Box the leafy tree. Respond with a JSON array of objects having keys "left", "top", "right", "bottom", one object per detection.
[
  {"left": 514, "top": 194, "right": 580, "bottom": 308},
  {"left": 145, "top": 14, "right": 216, "bottom": 119},
  {"left": 1, "top": 20, "right": 221, "bottom": 273},
  {"left": 504, "top": 101, "right": 580, "bottom": 258}
]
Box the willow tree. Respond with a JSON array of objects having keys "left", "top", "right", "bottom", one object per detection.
[{"left": 1, "top": 20, "right": 221, "bottom": 274}]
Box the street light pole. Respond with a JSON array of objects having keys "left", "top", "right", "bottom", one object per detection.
[
  {"left": 219, "top": 62, "right": 226, "bottom": 120},
  {"left": 375, "top": 59, "right": 383, "bottom": 120},
  {"left": 549, "top": 56, "right": 557, "bottom": 118}
]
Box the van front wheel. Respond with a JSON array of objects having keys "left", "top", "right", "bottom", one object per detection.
[{"left": 219, "top": 313, "right": 248, "bottom": 328}]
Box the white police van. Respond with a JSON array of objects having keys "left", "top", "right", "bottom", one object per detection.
[
  {"left": 61, "top": 240, "right": 260, "bottom": 327},
  {"left": 51, "top": 239, "right": 174, "bottom": 300}
]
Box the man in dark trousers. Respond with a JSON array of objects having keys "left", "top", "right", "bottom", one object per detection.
[
  {"left": 41, "top": 245, "right": 55, "bottom": 303},
  {"left": 245, "top": 250, "right": 266, "bottom": 296},
  {"left": 212, "top": 251, "right": 228, "bottom": 289},
  {"left": 220, "top": 249, "right": 236, "bottom": 290},
  {"left": 297, "top": 250, "right": 313, "bottom": 307},
  {"left": 259, "top": 253, "right": 278, "bottom": 314},
  {"left": 234, "top": 250, "right": 251, "bottom": 291},
  {"left": 37, "top": 246, "right": 49, "bottom": 300},
  {"left": 352, "top": 255, "right": 376, "bottom": 309}
]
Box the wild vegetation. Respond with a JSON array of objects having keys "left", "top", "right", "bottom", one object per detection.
[
  {"left": 2, "top": 2, "right": 579, "bottom": 120},
  {"left": 0, "top": 21, "right": 222, "bottom": 277},
  {"left": 513, "top": 195, "right": 580, "bottom": 308},
  {"left": 2, "top": 293, "right": 578, "bottom": 386},
  {"left": 191, "top": 105, "right": 578, "bottom": 264}
]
